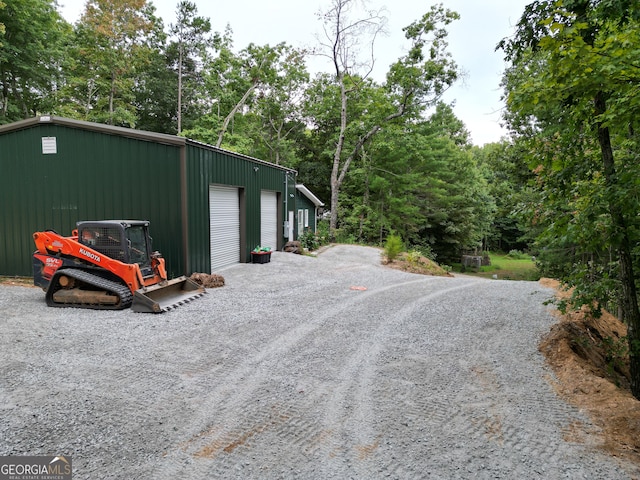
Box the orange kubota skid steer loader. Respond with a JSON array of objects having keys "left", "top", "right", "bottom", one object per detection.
[{"left": 32, "top": 220, "right": 205, "bottom": 313}]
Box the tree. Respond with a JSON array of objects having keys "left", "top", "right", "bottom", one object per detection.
[
  {"left": 61, "top": 0, "right": 159, "bottom": 126},
  {"left": 0, "top": 0, "right": 70, "bottom": 122},
  {"left": 131, "top": 17, "right": 174, "bottom": 133},
  {"left": 0, "top": 1, "right": 5, "bottom": 42},
  {"left": 331, "top": 102, "right": 493, "bottom": 258},
  {"left": 184, "top": 34, "right": 309, "bottom": 157},
  {"left": 474, "top": 139, "right": 534, "bottom": 253},
  {"left": 500, "top": 0, "right": 640, "bottom": 397},
  {"left": 252, "top": 45, "right": 309, "bottom": 166},
  {"left": 169, "top": 1, "right": 210, "bottom": 134},
  {"left": 316, "top": 0, "right": 459, "bottom": 240},
  {"left": 213, "top": 42, "right": 288, "bottom": 149}
]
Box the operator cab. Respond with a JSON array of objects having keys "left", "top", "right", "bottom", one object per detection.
[{"left": 77, "top": 220, "right": 154, "bottom": 276}]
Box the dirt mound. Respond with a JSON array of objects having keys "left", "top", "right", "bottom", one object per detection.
[
  {"left": 539, "top": 278, "right": 640, "bottom": 464},
  {"left": 383, "top": 252, "right": 452, "bottom": 277}
]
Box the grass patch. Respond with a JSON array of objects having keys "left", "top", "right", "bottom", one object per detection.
[{"left": 453, "top": 252, "right": 539, "bottom": 281}]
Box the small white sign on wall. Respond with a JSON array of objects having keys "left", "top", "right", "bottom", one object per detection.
[{"left": 42, "top": 137, "right": 57, "bottom": 154}]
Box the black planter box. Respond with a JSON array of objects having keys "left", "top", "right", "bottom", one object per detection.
[{"left": 251, "top": 252, "right": 271, "bottom": 264}]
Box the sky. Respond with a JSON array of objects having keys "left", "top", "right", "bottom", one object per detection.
[{"left": 58, "top": 0, "right": 530, "bottom": 146}]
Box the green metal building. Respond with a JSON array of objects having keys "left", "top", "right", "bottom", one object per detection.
[
  {"left": 295, "top": 184, "right": 325, "bottom": 235},
  {"left": 0, "top": 115, "right": 313, "bottom": 278}
]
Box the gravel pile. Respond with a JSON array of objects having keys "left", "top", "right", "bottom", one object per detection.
[{"left": 1, "top": 245, "right": 638, "bottom": 479}]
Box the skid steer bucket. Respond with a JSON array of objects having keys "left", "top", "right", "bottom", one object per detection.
[{"left": 132, "top": 276, "right": 206, "bottom": 313}]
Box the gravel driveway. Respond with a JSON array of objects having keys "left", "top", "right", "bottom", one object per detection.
[{"left": 1, "top": 245, "right": 638, "bottom": 479}]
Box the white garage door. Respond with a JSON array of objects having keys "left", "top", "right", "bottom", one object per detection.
[
  {"left": 209, "top": 185, "right": 240, "bottom": 271},
  {"left": 260, "top": 190, "right": 278, "bottom": 250}
]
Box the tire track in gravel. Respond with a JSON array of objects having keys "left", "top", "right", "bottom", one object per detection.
[
  {"left": 157, "top": 273, "right": 417, "bottom": 474},
  {"left": 314, "top": 279, "right": 485, "bottom": 479},
  {"left": 156, "top": 273, "right": 483, "bottom": 479},
  {"left": 362, "top": 279, "right": 608, "bottom": 479}
]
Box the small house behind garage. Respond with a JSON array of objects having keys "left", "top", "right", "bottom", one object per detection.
[
  {"left": 295, "top": 184, "right": 324, "bottom": 235},
  {"left": 0, "top": 115, "right": 313, "bottom": 278}
]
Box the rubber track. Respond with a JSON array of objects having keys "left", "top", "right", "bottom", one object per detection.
[{"left": 46, "top": 268, "right": 133, "bottom": 310}]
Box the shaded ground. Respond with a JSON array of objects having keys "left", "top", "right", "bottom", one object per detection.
[{"left": 538, "top": 278, "right": 640, "bottom": 467}]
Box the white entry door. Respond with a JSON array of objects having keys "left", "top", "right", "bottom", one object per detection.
[{"left": 260, "top": 190, "right": 278, "bottom": 251}]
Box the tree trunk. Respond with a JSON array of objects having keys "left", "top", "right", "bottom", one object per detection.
[
  {"left": 177, "top": 42, "right": 183, "bottom": 134},
  {"left": 216, "top": 83, "right": 256, "bottom": 148},
  {"left": 109, "top": 75, "right": 115, "bottom": 125},
  {"left": 595, "top": 91, "right": 640, "bottom": 398},
  {"left": 329, "top": 77, "right": 348, "bottom": 242},
  {"left": 359, "top": 156, "right": 370, "bottom": 241},
  {"left": 329, "top": 183, "right": 340, "bottom": 242}
]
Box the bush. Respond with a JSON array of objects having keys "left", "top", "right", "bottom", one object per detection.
[
  {"left": 507, "top": 249, "right": 529, "bottom": 260},
  {"left": 384, "top": 234, "right": 403, "bottom": 262},
  {"left": 316, "top": 220, "right": 330, "bottom": 245},
  {"left": 406, "top": 249, "right": 422, "bottom": 265},
  {"left": 419, "top": 244, "right": 437, "bottom": 261},
  {"left": 335, "top": 229, "right": 357, "bottom": 244},
  {"left": 299, "top": 228, "right": 320, "bottom": 250}
]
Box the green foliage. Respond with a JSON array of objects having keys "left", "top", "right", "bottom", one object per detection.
[
  {"left": 167, "top": 1, "right": 212, "bottom": 134},
  {"left": 55, "top": 0, "right": 160, "bottom": 126},
  {"left": 473, "top": 139, "right": 535, "bottom": 253},
  {"left": 334, "top": 229, "right": 357, "bottom": 245},
  {"left": 299, "top": 228, "right": 320, "bottom": 251},
  {"left": 336, "top": 105, "right": 494, "bottom": 262},
  {"left": 405, "top": 250, "right": 421, "bottom": 264},
  {"left": 315, "top": 220, "right": 330, "bottom": 245},
  {"left": 506, "top": 249, "right": 529, "bottom": 260},
  {"left": 0, "top": 0, "right": 70, "bottom": 123},
  {"left": 416, "top": 243, "right": 437, "bottom": 262},
  {"left": 316, "top": 1, "right": 462, "bottom": 240},
  {"left": 500, "top": 0, "right": 640, "bottom": 395},
  {"left": 384, "top": 234, "right": 403, "bottom": 262},
  {"left": 405, "top": 249, "right": 422, "bottom": 265},
  {"left": 500, "top": 6, "right": 640, "bottom": 287},
  {"left": 0, "top": 1, "right": 5, "bottom": 41}
]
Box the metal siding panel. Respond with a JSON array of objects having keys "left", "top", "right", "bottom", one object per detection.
[
  {"left": 0, "top": 123, "right": 184, "bottom": 277},
  {"left": 186, "top": 146, "right": 212, "bottom": 274},
  {"left": 1, "top": 126, "right": 60, "bottom": 276}
]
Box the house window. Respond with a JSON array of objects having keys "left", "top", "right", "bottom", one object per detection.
[{"left": 298, "top": 209, "right": 304, "bottom": 235}]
